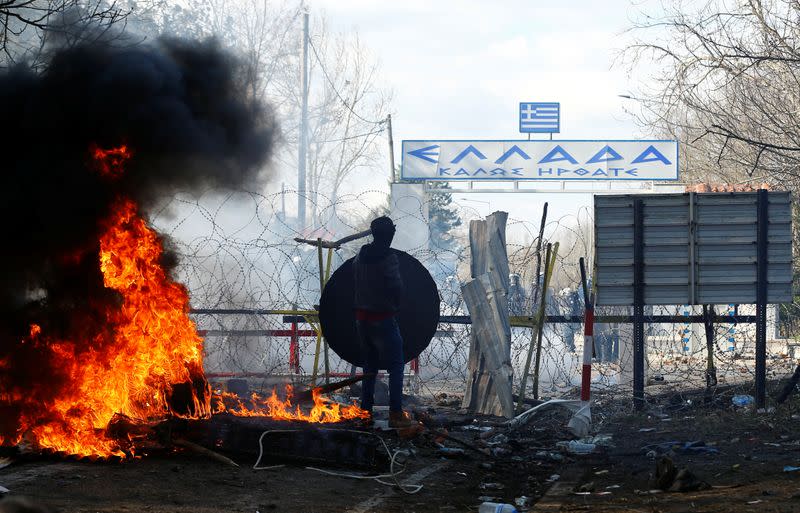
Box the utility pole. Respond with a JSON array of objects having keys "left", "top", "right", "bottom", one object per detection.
[
  {"left": 386, "top": 114, "right": 395, "bottom": 181},
  {"left": 297, "top": 7, "right": 309, "bottom": 228}
]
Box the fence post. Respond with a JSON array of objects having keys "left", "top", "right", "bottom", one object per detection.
[
  {"left": 755, "top": 189, "right": 769, "bottom": 409},
  {"left": 289, "top": 320, "right": 300, "bottom": 373},
  {"left": 579, "top": 257, "right": 593, "bottom": 402}
]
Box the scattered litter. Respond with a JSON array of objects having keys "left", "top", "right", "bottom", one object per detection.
[
  {"left": 488, "top": 434, "right": 509, "bottom": 445},
  {"left": 437, "top": 447, "right": 466, "bottom": 458},
  {"left": 641, "top": 440, "right": 719, "bottom": 455},
  {"left": 572, "top": 491, "right": 591, "bottom": 496},
  {"left": 606, "top": 484, "right": 620, "bottom": 489},
  {"left": 747, "top": 500, "right": 762, "bottom": 505},
  {"left": 507, "top": 399, "right": 586, "bottom": 433},
  {"left": 547, "top": 474, "right": 560, "bottom": 482},
  {"left": 558, "top": 440, "right": 596, "bottom": 454},
  {"left": 461, "top": 425, "right": 493, "bottom": 432},
  {"left": 567, "top": 403, "right": 592, "bottom": 437},
  {"left": 595, "top": 491, "right": 612, "bottom": 496},
  {"left": 480, "top": 482, "right": 505, "bottom": 491},
  {"left": 535, "top": 450, "right": 564, "bottom": 462},
  {"left": 588, "top": 434, "right": 613, "bottom": 446},
  {"left": 594, "top": 469, "right": 609, "bottom": 475},
  {"left": 783, "top": 466, "right": 800, "bottom": 473},
  {"left": 639, "top": 428, "right": 656, "bottom": 433},
  {"left": 478, "top": 502, "right": 517, "bottom": 513},
  {"left": 732, "top": 395, "right": 755, "bottom": 407},
  {"left": 514, "top": 496, "right": 530, "bottom": 507}
]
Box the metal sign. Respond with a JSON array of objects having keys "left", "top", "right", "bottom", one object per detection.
[
  {"left": 594, "top": 192, "right": 793, "bottom": 306},
  {"left": 519, "top": 102, "right": 560, "bottom": 133},
  {"left": 401, "top": 140, "right": 678, "bottom": 181}
]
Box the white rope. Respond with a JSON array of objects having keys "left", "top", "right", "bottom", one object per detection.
[
  {"left": 252, "top": 430, "right": 286, "bottom": 470},
  {"left": 252, "top": 428, "right": 423, "bottom": 494}
]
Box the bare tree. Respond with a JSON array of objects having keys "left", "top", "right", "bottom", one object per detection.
[
  {"left": 0, "top": 1, "right": 140, "bottom": 68},
  {"left": 155, "top": 1, "right": 392, "bottom": 230},
  {"left": 622, "top": 0, "right": 800, "bottom": 188},
  {"left": 305, "top": 23, "right": 390, "bottom": 226}
]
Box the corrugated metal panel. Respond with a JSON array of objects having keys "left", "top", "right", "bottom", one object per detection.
[
  {"left": 595, "top": 192, "right": 793, "bottom": 306},
  {"left": 694, "top": 192, "right": 792, "bottom": 304},
  {"left": 596, "top": 194, "right": 689, "bottom": 305}
]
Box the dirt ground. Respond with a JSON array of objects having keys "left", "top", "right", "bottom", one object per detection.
[
  {"left": 0, "top": 402, "right": 564, "bottom": 513},
  {"left": 550, "top": 384, "right": 800, "bottom": 513},
  {"left": 3, "top": 383, "right": 800, "bottom": 513}
]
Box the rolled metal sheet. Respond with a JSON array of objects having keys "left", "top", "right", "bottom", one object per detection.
[{"left": 319, "top": 249, "right": 440, "bottom": 368}]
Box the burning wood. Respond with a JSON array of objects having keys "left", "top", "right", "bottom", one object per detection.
[
  {"left": 0, "top": 145, "right": 367, "bottom": 460},
  {"left": 212, "top": 385, "right": 369, "bottom": 423}
]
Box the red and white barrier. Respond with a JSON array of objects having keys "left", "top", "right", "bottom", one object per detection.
[{"left": 580, "top": 306, "right": 594, "bottom": 402}]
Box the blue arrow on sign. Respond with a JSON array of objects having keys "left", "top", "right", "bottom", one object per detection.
[
  {"left": 495, "top": 145, "right": 531, "bottom": 164},
  {"left": 451, "top": 144, "right": 487, "bottom": 164},
  {"left": 407, "top": 144, "right": 440, "bottom": 163}
]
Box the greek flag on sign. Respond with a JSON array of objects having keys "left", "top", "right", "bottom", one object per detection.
[{"left": 519, "top": 102, "right": 560, "bottom": 133}]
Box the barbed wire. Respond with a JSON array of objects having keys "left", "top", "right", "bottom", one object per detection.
[{"left": 150, "top": 188, "right": 799, "bottom": 405}]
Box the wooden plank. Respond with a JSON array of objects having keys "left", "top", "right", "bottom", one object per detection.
[{"left": 460, "top": 211, "right": 514, "bottom": 418}]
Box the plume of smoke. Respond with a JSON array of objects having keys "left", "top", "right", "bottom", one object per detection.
[{"left": 0, "top": 36, "right": 276, "bottom": 440}]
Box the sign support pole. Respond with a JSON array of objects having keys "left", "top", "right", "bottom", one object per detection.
[
  {"left": 633, "top": 198, "right": 645, "bottom": 410},
  {"left": 297, "top": 8, "right": 309, "bottom": 228},
  {"left": 755, "top": 189, "right": 769, "bottom": 409}
]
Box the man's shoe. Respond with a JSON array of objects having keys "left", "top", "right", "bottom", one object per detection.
[{"left": 388, "top": 410, "right": 417, "bottom": 429}]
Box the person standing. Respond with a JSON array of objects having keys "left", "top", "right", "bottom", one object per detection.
[{"left": 354, "top": 216, "right": 415, "bottom": 428}]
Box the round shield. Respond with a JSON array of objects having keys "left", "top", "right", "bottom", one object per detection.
[{"left": 319, "top": 249, "right": 440, "bottom": 368}]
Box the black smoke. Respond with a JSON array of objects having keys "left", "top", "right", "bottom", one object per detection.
[{"left": 0, "top": 37, "right": 275, "bottom": 441}]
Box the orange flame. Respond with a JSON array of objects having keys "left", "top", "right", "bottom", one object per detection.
[
  {"left": 11, "top": 195, "right": 213, "bottom": 458},
  {"left": 0, "top": 145, "right": 211, "bottom": 458},
  {"left": 1, "top": 144, "right": 363, "bottom": 459},
  {"left": 90, "top": 144, "right": 131, "bottom": 178},
  {"left": 213, "top": 385, "right": 370, "bottom": 423}
]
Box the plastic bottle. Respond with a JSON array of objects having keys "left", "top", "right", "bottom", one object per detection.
[
  {"left": 478, "top": 503, "right": 518, "bottom": 513},
  {"left": 566, "top": 440, "right": 597, "bottom": 454}
]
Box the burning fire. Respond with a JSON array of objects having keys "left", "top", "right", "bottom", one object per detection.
[
  {"left": 90, "top": 144, "right": 132, "bottom": 179},
  {"left": 0, "top": 145, "right": 367, "bottom": 458},
  {"left": 213, "top": 386, "right": 370, "bottom": 423},
  {"left": 0, "top": 146, "right": 211, "bottom": 458}
]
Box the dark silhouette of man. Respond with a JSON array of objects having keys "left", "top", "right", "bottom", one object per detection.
[{"left": 353, "top": 216, "right": 414, "bottom": 428}]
